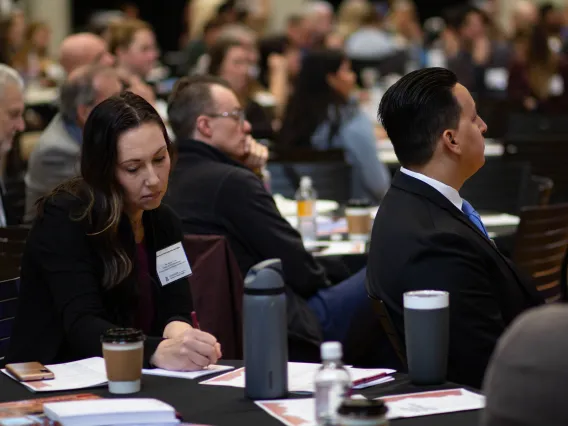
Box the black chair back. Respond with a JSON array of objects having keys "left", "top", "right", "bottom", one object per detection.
[
  {"left": 460, "top": 160, "right": 533, "bottom": 215},
  {"left": 506, "top": 113, "right": 568, "bottom": 142},
  {"left": 0, "top": 276, "right": 19, "bottom": 366},
  {"left": 0, "top": 226, "right": 29, "bottom": 281},
  {"left": 268, "top": 162, "right": 351, "bottom": 203}
]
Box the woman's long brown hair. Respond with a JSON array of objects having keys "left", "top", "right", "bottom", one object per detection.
[{"left": 38, "top": 91, "right": 175, "bottom": 290}]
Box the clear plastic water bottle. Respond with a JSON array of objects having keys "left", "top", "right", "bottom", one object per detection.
[
  {"left": 295, "top": 176, "right": 317, "bottom": 243},
  {"left": 315, "top": 342, "right": 352, "bottom": 426}
]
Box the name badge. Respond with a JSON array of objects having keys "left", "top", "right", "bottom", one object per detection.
[{"left": 156, "top": 242, "right": 192, "bottom": 286}]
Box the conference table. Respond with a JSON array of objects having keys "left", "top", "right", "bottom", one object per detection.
[{"left": 0, "top": 361, "right": 480, "bottom": 426}]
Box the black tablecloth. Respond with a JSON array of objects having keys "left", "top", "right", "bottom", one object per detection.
[{"left": 0, "top": 361, "right": 480, "bottom": 426}]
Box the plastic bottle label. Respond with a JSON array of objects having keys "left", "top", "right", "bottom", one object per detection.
[{"left": 297, "top": 200, "right": 314, "bottom": 217}]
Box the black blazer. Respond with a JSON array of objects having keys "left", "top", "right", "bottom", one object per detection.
[
  {"left": 6, "top": 192, "right": 193, "bottom": 367},
  {"left": 366, "top": 172, "right": 543, "bottom": 389},
  {"left": 165, "top": 139, "right": 324, "bottom": 346}
]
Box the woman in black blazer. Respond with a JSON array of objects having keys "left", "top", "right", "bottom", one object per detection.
[{"left": 7, "top": 92, "right": 221, "bottom": 370}]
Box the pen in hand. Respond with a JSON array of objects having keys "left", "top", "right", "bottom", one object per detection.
[{"left": 191, "top": 311, "right": 200, "bottom": 330}]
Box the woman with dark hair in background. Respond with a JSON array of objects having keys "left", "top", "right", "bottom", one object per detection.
[
  {"left": 279, "top": 49, "right": 390, "bottom": 204},
  {"left": 208, "top": 38, "right": 274, "bottom": 140},
  {"left": 508, "top": 24, "right": 568, "bottom": 112},
  {"left": 7, "top": 92, "right": 221, "bottom": 371}
]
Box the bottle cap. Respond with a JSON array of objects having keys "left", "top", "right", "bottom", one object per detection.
[
  {"left": 321, "top": 341, "right": 342, "bottom": 360},
  {"left": 300, "top": 176, "right": 312, "bottom": 189}
]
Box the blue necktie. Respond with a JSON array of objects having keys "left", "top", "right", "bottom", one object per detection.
[{"left": 462, "top": 199, "right": 489, "bottom": 238}]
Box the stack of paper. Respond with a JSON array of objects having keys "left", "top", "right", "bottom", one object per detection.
[
  {"left": 44, "top": 398, "right": 179, "bottom": 426},
  {"left": 201, "top": 362, "right": 395, "bottom": 393}
]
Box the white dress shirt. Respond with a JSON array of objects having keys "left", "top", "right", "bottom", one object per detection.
[{"left": 400, "top": 167, "right": 463, "bottom": 211}]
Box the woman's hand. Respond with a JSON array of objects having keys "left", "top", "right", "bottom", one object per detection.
[
  {"left": 163, "top": 320, "right": 191, "bottom": 339},
  {"left": 151, "top": 328, "right": 222, "bottom": 371}
]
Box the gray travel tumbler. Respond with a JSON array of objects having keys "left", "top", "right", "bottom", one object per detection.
[
  {"left": 404, "top": 290, "right": 450, "bottom": 385},
  {"left": 244, "top": 259, "right": 288, "bottom": 399}
]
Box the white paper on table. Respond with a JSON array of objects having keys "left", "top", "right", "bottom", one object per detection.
[
  {"left": 201, "top": 363, "right": 395, "bottom": 393},
  {"left": 1, "top": 357, "right": 107, "bottom": 393},
  {"left": 142, "top": 364, "right": 234, "bottom": 380},
  {"left": 316, "top": 241, "right": 367, "bottom": 256},
  {"left": 201, "top": 363, "right": 322, "bottom": 392},
  {"left": 283, "top": 216, "right": 346, "bottom": 236},
  {"left": 256, "top": 398, "right": 315, "bottom": 426},
  {"left": 273, "top": 195, "right": 339, "bottom": 217},
  {"left": 255, "top": 389, "right": 484, "bottom": 426},
  {"left": 380, "top": 388, "right": 485, "bottom": 419},
  {"left": 480, "top": 213, "right": 520, "bottom": 227}
]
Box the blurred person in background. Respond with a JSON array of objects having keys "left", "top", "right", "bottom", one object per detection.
[
  {"left": 208, "top": 38, "right": 274, "bottom": 139},
  {"left": 540, "top": 2, "right": 564, "bottom": 50},
  {"left": 387, "top": 0, "right": 425, "bottom": 70},
  {"left": 187, "top": 0, "right": 225, "bottom": 41},
  {"left": 345, "top": 4, "right": 397, "bottom": 60},
  {"left": 24, "top": 65, "right": 122, "bottom": 222},
  {"left": 0, "top": 64, "right": 25, "bottom": 226},
  {"left": 279, "top": 49, "right": 391, "bottom": 204},
  {"left": 446, "top": 4, "right": 511, "bottom": 95},
  {"left": 0, "top": 9, "right": 26, "bottom": 66},
  {"left": 258, "top": 14, "right": 309, "bottom": 95},
  {"left": 59, "top": 33, "right": 114, "bottom": 75},
  {"left": 304, "top": 1, "right": 335, "bottom": 47},
  {"left": 12, "top": 21, "right": 56, "bottom": 85},
  {"left": 508, "top": 24, "right": 568, "bottom": 113},
  {"left": 181, "top": 17, "right": 226, "bottom": 75},
  {"left": 336, "top": 0, "right": 371, "bottom": 41},
  {"left": 107, "top": 18, "right": 159, "bottom": 81},
  {"left": 510, "top": 0, "right": 539, "bottom": 37}
]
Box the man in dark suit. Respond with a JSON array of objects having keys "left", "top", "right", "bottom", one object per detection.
[
  {"left": 366, "top": 67, "right": 543, "bottom": 389},
  {"left": 165, "top": 75, "right": 373, "bottom": 359}
]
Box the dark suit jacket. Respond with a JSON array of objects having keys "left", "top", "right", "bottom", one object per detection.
[
  {"left": 165, "top": 139, "right": 325, "bottom": 347},
  {"left": 366, "top": 171, "right": 543, "bottom": 389},
  {"left": 7, "top": 191, "right": 193, "bottom": 366}
]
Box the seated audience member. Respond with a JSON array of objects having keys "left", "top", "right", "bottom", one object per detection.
[
  {"left": 482, "top": 305, "right": 568, "bottom": 426},
  {"left": 0, "top": 10, "right": 26, "bottom": 67},
  {"left": 166, "top": 75, "right": 371, "bottom": 354},
  {"left": 107, "top": 18, "right": 159, "bottom": 81},
  {"left": 446, "top": 5, "right": 511, "bottom": 94},
  {"left": 7, "top": 92, "right": 221, "bottom": 370},
  {"left": 345, "top": 6, "right": 397, "bottom": 60},
  {"left": 12, "top": 21, "right": 56, "bottom": 83},
  {"left": 0, "top": 65, "right": 25, "bottom": 226},
  {"left": 279, "top": 49, "right": 391, "bottom": 204},
  {"left": 304, "top": 1, "right": 335, "bottom": 47},
  {"left": 24, "top": 65, "right": 122, "bottom": 222},
  {"left": 208, "top": 39, "right": 274, "bottom": 139},
  {"left": 59, "top": 33, "right": 115, "bottom": 75},
  {"left": 508, "top": 24, "right": 568, "bottom": 112},
  {"left": 367, "top": 68, "right": 543, "bottom": 389},
  {"left": 181, "top": 17, "right": 225, "bottom": 75}
]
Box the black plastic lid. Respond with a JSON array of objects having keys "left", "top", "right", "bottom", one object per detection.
[
  {"left": 101, "top": 328, "right": 145, "bottom": 344},
  {"left": 337, "top": 399, "right": 388, "bottom": 417},
  {"left": 347, "top": 199, "right": 372, "bottom": 208}
]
